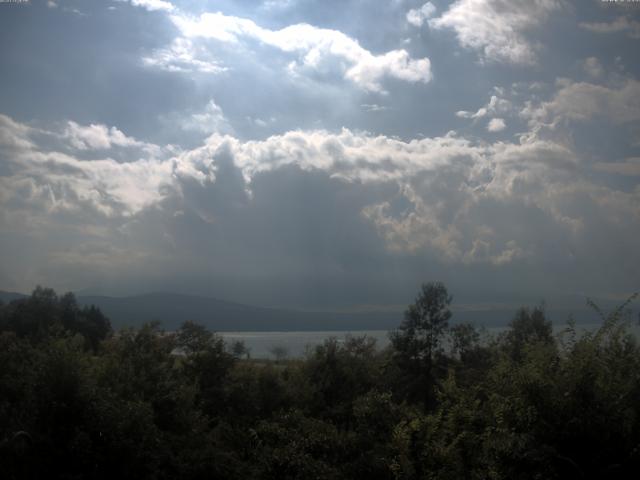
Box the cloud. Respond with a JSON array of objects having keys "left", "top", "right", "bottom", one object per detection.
[
  {"left": 261, "top": 0, "right": 297, "bottom": 10},
  {"left": 166, "top": 12, "right": 432, "bottom": 92},
  {"left": 0, "top": 117, "right": 176, "bottom": 217},
  {"left": 2, "top": 112, "right": 639, "bottom": 301},
  {"left": 582, "top": 57, "right": 603, "bottom": 78},
  {"left": 0, "top": 114, "right": 35, "bottom": 151},
  {"left": 60, "top": 121, "right": 173, "bottom": 159},
  {"left": 142, "top": 37, "right": 227, "bottom": 73},
  {"left": 579, "top": 16, "right": 640, "bottom": 39},
  {"left": 457, "top": 93, "right": 512, "bottom": 120},
  {"left": 361, "top": 104, "right": 389, "bottom": 112},
  {"left": 0, "top": 113, "right": 589, "bottom": 236},
  {"left": 594, "top": 158, "right": 640, "bottom": 176},
  {"left": 118, "top": 0, "right": 175, "bottom": 12},
  {"left": 429, "top": 0, "right": 562, "bottom": 65},
  {"left": 208, "top": 128, "right": 480, "bottom": 186},
  {"left": 63, "top": 121, "right": 145, "bottom": 150},
  {"left": 523, "top": 79, "right": 640, "bottom": 128},
  {"left": 487, "top": 118, "right": 506, "bottom": 132},
  {"left": 406, "top": 2, "right": 436, "bottom": 27},
  {"left": 1, "top": 0, "right": 639, "bottom": 303},
  {"left": 0, "top": 148, "right": 173, "bottom": 219},
  {"left": 180, "top": 100, "right": 230, "bottom": 134}
]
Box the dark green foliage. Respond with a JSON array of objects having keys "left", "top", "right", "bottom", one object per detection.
[
  {"left": 501, "top": 305, "right": 554, "bottom": 361},
  {"left": 391, "top": 282, "right": 453, "bottom": 366},
  {"left": 389, "top": 282, "right": 453, "bottom": 407},
  {"left": 450, "top": 322, "right": 480, "bottom": 359},
  {"left": 0, "top": 286, "right": 111, "bottom": 349},
  {"left": 303, "top": 335, "right": 381, "bottom": 421},
  {"left": 1, "top": 285, "right": 639, "bottom": 479},
  {"left": 176, "top": 320, "right": 236, "bottom": 418}
]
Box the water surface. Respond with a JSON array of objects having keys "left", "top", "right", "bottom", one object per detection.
[{"left": 221, "top": 322, "right": 639, "bottom": 359}]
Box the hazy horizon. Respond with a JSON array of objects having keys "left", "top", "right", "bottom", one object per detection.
[{"left": 1, "top": 0, "right": 639, "bottom": 312}]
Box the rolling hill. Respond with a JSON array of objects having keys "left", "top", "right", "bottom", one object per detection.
[{"left": 2, "top": 289, "right": 633, "bottom": 332}]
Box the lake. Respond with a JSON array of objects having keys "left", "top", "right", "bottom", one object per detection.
[
  {"left": 220, "top": 322, "right": 636, "bottom": 358},
  {"left": 221, "top": 330, "right": 391, "bottom": 358}
]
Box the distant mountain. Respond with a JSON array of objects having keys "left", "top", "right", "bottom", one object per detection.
[
  {"left": 75, "top": 292, "right": 403, "bottom": 331},
  {"left": 0, "top": 290, "right": 27, "bottom": 303},
  {"left": 2, "top": 289, "right": 401, "bottom": 331},
  {"left": 1, "top": 289, "right": 635, "bottom": 332}
]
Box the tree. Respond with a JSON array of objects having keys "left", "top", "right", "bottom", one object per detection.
[
  {"left": 450, "top": 322, "right": 480, "bottom": 360},
  {"left": 176, "top": 321, "right": 236, "bottom": 417},
  {"left": 230, "top": 340, "right": 250, "bottom": 359},
  {"left": 60, "top": 293, "right": 111, "bottom": 350},
  {"left": 389, "top": 282, "right": 452, "bottom": 407},
  {"left": 1, "top": 288, "right": 111, "bottom": 350},
  {"left": 303, "top": 336, "right": 380, "bottom": 421},
  {"left": 269, "top": 345, "right": 289, "bottom": 363},
  {"left": 176, "top": 321, "right": 213, "bottom": 355},
  {"left": 502, "top": 305, "right": 553, "bottom": 361}
]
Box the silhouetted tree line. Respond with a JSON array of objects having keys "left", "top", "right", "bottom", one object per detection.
[{"left": 1, "top": 283, "right": 639, "bottom": 479}]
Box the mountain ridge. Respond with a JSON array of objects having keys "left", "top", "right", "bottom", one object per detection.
[
  {"left": 0, "top": 290, "right": 403, "bottom": 331},
  {"left": 2, "top": 289, "right": 632, "bottom": 332}
]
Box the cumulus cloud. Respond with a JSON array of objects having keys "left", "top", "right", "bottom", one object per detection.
[
  {"left": 2, "top": 0, "right": 640, "bottom": 304},
  {"left": 487, "top": 118, "right": 506, "bottom": 132},
  {"left": 429, "top": 0, "right": 562, "bottom": 65},
  {"left": 0, "top": 117, "right": 175, "bottom": 217},
  {"left": 60, "top": 121, "right": 173, "bottom": 160},
  {"left": 180, "top": 100, "right": 230, "bottom": 134},
  {"left": 0, "top": 149, "right": 172, "bottom": 219},
  {"left": 165, "top": 12, "right": 432, "bottom": 92},
  {"left": 2, "top": 111, "right": 639, "bottom": 300},
  {"left": 457, "top": 93, "right": 512, "bottom": 120},
  {"left": 63, "top": 121, "right": 144, "bottom": 150},
  {"left": 406, "top": 2, "right": 436, "bottom": 27},
  {"left": 202, "top": 128, "right": 487, "bottom": 187}
]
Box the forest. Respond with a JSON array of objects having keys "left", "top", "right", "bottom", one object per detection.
[{"left": 1, "top": 283, "right": 639, "bottom": 479}]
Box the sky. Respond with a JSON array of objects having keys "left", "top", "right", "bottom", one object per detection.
[{"left": 0, "top": 0, "right": 639, "bottom": 311}]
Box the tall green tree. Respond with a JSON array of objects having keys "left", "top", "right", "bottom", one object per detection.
[
  {"left": 389, "top": 282, "right": 452, "bottom": 407},
  {"left": 502, "top": 305, "right": 553, "bottom": 361}
]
